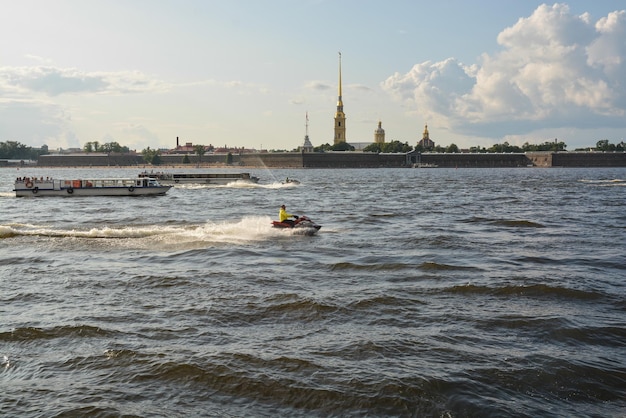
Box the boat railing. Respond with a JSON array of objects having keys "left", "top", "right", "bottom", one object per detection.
[{"left": 17, "top": 177, "right": 158, "bottom": 189}]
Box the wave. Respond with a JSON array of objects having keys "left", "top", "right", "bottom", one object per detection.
[
  {"left": 126, "top": 354, "right": 451, "bottom": 416},
  {"left": 237, "top": 294, "right": 341, "bottom": 323},
  {"left": 462, "top": 216, "right": 545, "bottom": 228},
  {"left": 419, "top": 262, "right": 481, "bottom": 271},
  {"left": 330, "top": 262, "right": 413, "bottom": 271},
  {"left": 348, "top": 295, "right": 424, "bottom": 310},
  {"left": 176, "top": 181, "right": 296, "bottom": 190},
  {"left": 0, "top": 222, "right": 165, "bottom": 239},
  {"left": 579, "top": 178, "right": 625, "bottom": 187},
  {"left": 581, "top": 179, "right": 626, "bottom": 189},
  {"left": 329, "top": 260, "right": 479, "bottom": 272},
  {"left": 0, "top": 325, "right": 113, "bottom": 342},
  {"left": 445, "top": 283, "right": 604, "bottom": 300},
  {"left": 548, "top": 325, "right": 626, "bottom": 347}
]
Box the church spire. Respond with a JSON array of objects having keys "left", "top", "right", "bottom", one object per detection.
[
  {"left": 333, "top": 52, "right": 346, "bottom": 144},
  {"left": 337, "top": 52, "right": 343, "bottom": 110},
  {"left": 302, "top": 111, "right": 313, "bottom": 152}
]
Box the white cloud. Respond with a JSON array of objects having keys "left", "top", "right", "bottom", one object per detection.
[
  {"left": 305, "top": 80, "right": 332, "bottom": 91},
  {"left": 381, "top": 3, "right": 626, "bottom": 140},
  {"left": 0, "top": 66, "right": 168, "bottom": 97},
  {"left": 587, "top": 10, "right": 626, "bottom": 77}
]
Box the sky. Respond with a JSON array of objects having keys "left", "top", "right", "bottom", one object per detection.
[{"left": 1, "top": 0, "right": 625, "bottom": 152}]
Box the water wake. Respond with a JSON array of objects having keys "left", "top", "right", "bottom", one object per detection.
[{"left": 0, "top": 216, "right": 312, "bottom": 247}]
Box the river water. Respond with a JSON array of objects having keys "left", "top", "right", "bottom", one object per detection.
[{"left": 1, "top": 166, "right": 624, "bottom": 417}]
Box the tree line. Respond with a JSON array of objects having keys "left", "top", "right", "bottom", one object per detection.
[
  {"left": 0, "top": 141, "right": 49, "bottom": 160},
  {"left": 140, "top": 145, "right": 234, "bottom": 165},
  {"left": 83, "top": 141, "right": 130, "bottom": 153},
  {"left": 311, "top": 139, "right": 625, "bottom": 153},
  {"left": 2, "top": 138, "right": 624, "bottom": 163}
]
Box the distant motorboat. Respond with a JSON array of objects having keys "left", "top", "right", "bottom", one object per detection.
[
  {"left": 14, "top": 176, "right": 171, "bottom": 197},
  {"left": 139, "top": 171, "right": 259, "bottom": 185},
  {"left": 412, "top": 163, "right": 438, "bottom": 168},
  {"left": 282, "top": 177, "right": 300, "bottom": 184}
]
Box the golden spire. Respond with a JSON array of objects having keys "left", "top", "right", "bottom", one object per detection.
[
  {"left": 333, "top": 52, "right": 346, "bottom": 144},
  {"left": 337, "top": 52, "right": 343, "bottom": 110}
]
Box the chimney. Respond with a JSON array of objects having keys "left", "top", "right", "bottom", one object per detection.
[{"left": 176, "top": 136, "right": 179, "bottom": 148}]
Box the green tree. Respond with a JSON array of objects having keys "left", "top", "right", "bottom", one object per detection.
[
  {"left": 141, "top": 147, "right": 162, "bottom": 165},
  {"left": 488, "top": 142, "right": 522, "bottom": 153},
  {"left": 330, "top": 142, "right": 355, "bottom": 151},
  {"left": 225, "top": 152, "right": 233, "bottom": 165},
  {"left": 596, "top": 139, "right": 611, "bottom": 151},
  {"left": 446, "top": 143, "right": 459, "bottom": 153},
  {"left": 194, "top": 144, "right": 206, "bottom": 164},
  {"left": 314, "top": 143, "right": 332, "bottom": 152},
  {"left": 378, "top": 140, "right": 412, "bottom": 153},
  {"left": 85, "top": 141, "right": 129, "bottom": 153},
  {"left": 107, "top": 142, "right": 128, "bottom": 153},
  {"left": 182, "top": 154, "right": 191, "bottom": 164},
  {"left": 0, "top": 141, "right": 32, "bottom": 159},
  {"left": 594, "top": 139, "right": 624, "bottom": 151},
  {"left": 517, "top": 140, "right": 567, "bottom": 152},
  {"left": 363, "top": 143, "right": 382, "bottom": 153}
]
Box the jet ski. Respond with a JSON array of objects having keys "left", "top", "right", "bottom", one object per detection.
[{"left": 272, "top": 215, "right": 321, "bottom": 235}]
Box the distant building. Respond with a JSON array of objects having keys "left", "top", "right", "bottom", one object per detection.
[
  {"left": 374, "top": 121, "right": 385, "bottom": 143},
  {"left": 417, "top": 124, "right": 435, "bottom": 150},
  {"left": 333, "top": 52, "right": 346, "bottom": 144},
  {"left": 167, "top": 137, "right": 219, "bottom": 155},
  {"left": 167, "top": 137, "right": 197, "bottom": 154}
]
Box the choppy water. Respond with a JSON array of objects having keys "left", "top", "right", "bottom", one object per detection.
[{"left": 1, "top": 166, "right": 625, "bottom": 417}]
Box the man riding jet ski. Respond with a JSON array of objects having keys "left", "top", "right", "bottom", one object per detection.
[{"left": 272, "top": 204, "right": 321, "bottom": 235}]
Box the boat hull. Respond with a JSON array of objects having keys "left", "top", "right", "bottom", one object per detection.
[{"left": 15, "top": 187, "right": 170, "bottom": 197}]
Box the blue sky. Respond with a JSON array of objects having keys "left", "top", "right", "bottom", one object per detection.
[{"left": 1, "top": 0, "right": 625, "bottom": 151}]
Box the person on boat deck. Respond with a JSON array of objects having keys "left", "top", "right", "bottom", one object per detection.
[{"left": 279, "top": 204, "right": 299, "bottom": 225}]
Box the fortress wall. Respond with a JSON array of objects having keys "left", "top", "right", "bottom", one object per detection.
[
  {"left": 526, "top": 152, "right": 553, "bottom": 167},
  {"left": 160, "top": 154, "right": 229, "bottom": 165},
  {"left": 420, "top": 153, "right": 531, "bottom": 167},
  {"left": 240, "top": 153, "right": 304, "bottom": 167},
  {"left": 34, "top": 151, "right": 625, "bottom": 168},
  {"left": 307, "top": 152, "right": 413, "bottom": 167},
  {"left": 551, "top": 152, "right": 626, "bottom": 167}
]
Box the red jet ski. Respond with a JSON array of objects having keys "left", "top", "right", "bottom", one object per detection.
[{"left": 272, "top": 215, "right": 322, "bottom": 235}]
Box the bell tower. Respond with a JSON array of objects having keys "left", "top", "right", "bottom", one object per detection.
[
  {"left": 333, "top": 52, "right": 346, "bottom": 144},
  {"left": 374, "top": 121, "right": 385, "bottom": 143}
]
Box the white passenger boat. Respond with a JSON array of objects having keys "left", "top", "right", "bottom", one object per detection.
[
  {"left": 139, "top": 171, "right": 259, "bottom": 185},
  {"left": 14, "top": 176, "right": 171, "bottom": 197}
]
